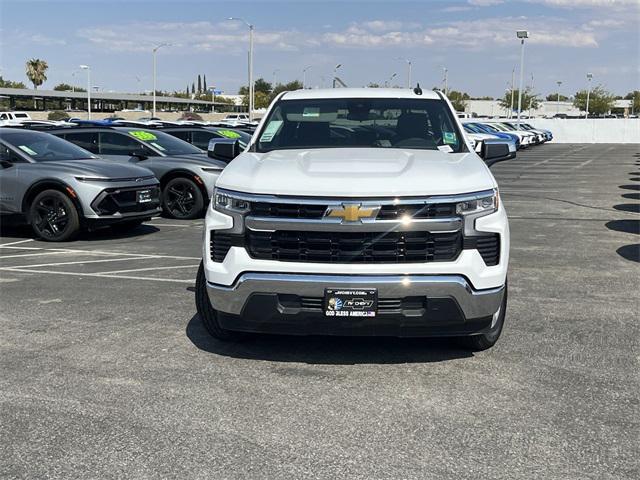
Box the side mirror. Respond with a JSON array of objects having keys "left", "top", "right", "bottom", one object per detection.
[
  {"left": 480, "top": 141, "right": 515, "bottom": 166},
  {"left": 208, "top": 138, "right": 240, "bottom": 162}
]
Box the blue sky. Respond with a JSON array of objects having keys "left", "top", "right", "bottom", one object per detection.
[{"left": 0, "top": 0, "right": 638, "bottom": 98}]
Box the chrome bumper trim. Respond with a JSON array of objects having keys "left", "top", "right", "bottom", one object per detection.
[
  {"left": 245, "top": 216, "right": 463, "bottom": 233},
  {"left": 207, "top": 273, "right": 504, "bottom": 320}
]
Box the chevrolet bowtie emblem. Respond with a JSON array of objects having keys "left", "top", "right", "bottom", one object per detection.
[{"left": 325, "top": 203, "right": 380, "bottom": 223}]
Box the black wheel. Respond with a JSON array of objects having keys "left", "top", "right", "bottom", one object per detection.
[
  {"left": 110, "top": 219, "right": 144, "bottom": 233},
  {"left": 195, "top": 262, "right": 243, "bottom": 341},
  {"left": 458, "top": 284, "right": 508, "bottom": 351},
  {"left": 162, "top": 177, "right": 204, "bottom": 220},
  {"left": 29, "top": 189, "right": 80, "bottom": 242}
]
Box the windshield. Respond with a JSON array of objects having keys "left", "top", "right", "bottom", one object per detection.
[
  {"left": 125, "top": 129, "right": 204, "bottom": 155},
  {"left": 256, "top": 97, "right": 464, "bottom": 153},
  {"left": 2, "top": 130, "right": 96, "bottom": 161}
]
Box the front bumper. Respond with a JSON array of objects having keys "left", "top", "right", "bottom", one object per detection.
[{"left": 207, "top": 273, "right": 505, "bottom": 336}]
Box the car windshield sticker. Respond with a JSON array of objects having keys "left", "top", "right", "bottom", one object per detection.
[
  {"left": 302, "top": 107, "right": 320, "bottom": 118},
  {"left": 437, "top": 145, "right": 453, "bottom": 153},
  {"left": 217, "top": 129, "right": 241, "bottom": 139},
  {"left": 443, "top": 132, "right": 457, "bottom": 144},
  {"left": 150, "top": 142, "right": 166, "bottom": 151},
  {"left": 129, "top": 130, "right": 157, "bottom": 141},
  {"left": 18, "top": 145, "right": 38, "bottom": 155},
  {"left": 259, "top": 120, "right": 283, "bottom": 143}
]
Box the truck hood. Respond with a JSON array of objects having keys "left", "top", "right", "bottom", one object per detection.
[
  {"left": 45, "top": 159, "right": 155, "bottom": 179},
  {"left": 217, "top": 148, "right": 496, "bottom": 197}
]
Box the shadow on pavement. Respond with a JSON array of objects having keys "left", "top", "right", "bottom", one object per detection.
[
  {"left": 605, "top": 219, "right": 640, "bottom": 235},
  {"left": 0, "top": 222, "right": 159, "bottom": 242},
  {"left": 185, "top": 314, "right": 474, "bottom": 365},
  {"left": 621, "top": 193, "right": 640, "bottom": 200},
  {"left": 613, "top": 204, "right": 640, "bottom": 214},
  {"left": 617, "top": 244, "right": 640, "bottom": 262}
]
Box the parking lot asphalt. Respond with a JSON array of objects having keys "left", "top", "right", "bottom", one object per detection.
[{"left": 1, "top": 144, "right": 638, "bottom": 479}]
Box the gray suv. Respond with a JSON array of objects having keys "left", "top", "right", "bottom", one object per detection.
[
  {"left": 0, "top": 128, "right": 161, "bottom": 241},
  {"left": 45, "top": 126, "right": 226, "bottom": 219}
]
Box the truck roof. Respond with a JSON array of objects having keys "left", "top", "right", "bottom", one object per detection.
[{"left": 280, "top": 88, "right": 441, "bottom": 101}]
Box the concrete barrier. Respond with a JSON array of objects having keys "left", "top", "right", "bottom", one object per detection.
[{"left": 528, "top": 119, "right": 640, "bottom": 143}]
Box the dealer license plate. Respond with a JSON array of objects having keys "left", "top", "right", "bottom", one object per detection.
[{"left": 324, "top": 289, "right": 378, "bottom": 318}]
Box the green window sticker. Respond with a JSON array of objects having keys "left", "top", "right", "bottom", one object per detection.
[
  {"left": 18, "top": 145, "right": 38, "bottom": 155},
  {"left": 217, "top": 129, "right": 241, "bottom": 139},
  {"left": 443, "top": 132, "right": 457, "bottom": 145},
  {"left": 129, "top": 130, "right": 157, "bottom": 141}
]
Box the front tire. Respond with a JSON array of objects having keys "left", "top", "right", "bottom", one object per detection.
[
  {"left": 29, "top": 189, "right": 80, "bottom": 242},
  {"left": 195, "top": 262, "right": 243, "bottom": 341},
  {"left": 162, "top": 177, "right": 204, "bottom": 220},
  {"left": 458, "top": 284, "right": 508, "bottom": 351}
]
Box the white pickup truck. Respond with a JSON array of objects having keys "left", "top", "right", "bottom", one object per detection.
[
  {"left": 0, "top": 111, "right": 32, "bottom": 123},
  {"left": 196, "top": 88, "right": 511, "bottom": 350}
]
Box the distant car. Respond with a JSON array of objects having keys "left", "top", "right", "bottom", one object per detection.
[
  {"left": 224, "top": 113, "right": 250, "bottom": 121},
  {"left": 483, "top": 122, "right": 536, "bottom": 147},
  {"left": 157, "top": 126, "right": 252, "bottom": 153},
  {"left": 464, "top": 122, "right": 521, "bottom": 149},
  {"left": 0, "top": 128, "right": 160, "bottom": 241},
  {"left": 0, "top": 111, "right": 32, "bottom": 123},
  {"left": 501, "top": 122, "right": 547, "bottom": 143},
  {"left": 39, "top": 124, "right": 227, "bottom": 219}
]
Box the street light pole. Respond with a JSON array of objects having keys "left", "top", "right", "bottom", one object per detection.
[
  {"left": 272, "top": 69, "right": 279, "bottom": 90},
  {"left": 516, "top": 30, "right": 528, "bottom": 130},
  {"left": 384, "top": 73, "right": 397, "bottom": 88},
  {"left": 585, "top": 73, "right": 593, "bottom": 119},
  {"left": 228, "top": 17, "right": 255, "bottom": 120},
  {"left": 332, "top": 63, "right": 342, "bottom": 88},
  {"left": 509, "top": 66, "right": 515, "bottom": 118},
  {"left": 528, "top": 73, "right": 534, "bottom": 118},
  {"left": 396, "top": 58, "right": 412, "bottom": 88},
  {"left": 442, "top": 67, "right": 448, "bottom": 95},
  {"left": 302, "top": 65, "right": 312, "bottom": 89},
  {"left": 556, "top": 80, "right": 562, "bottom": 115},
  {"left": 79, "top": 65, "right": 90, "bottom": 119},
  {"left": 152, "top": 43, "right": 170, "bottom": 118}
]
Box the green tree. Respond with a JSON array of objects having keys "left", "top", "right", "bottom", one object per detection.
[
  {"left": 191, "top": 82, "right": 195, "bottom": 94},
  {"left": 270, "top": 80, "right": 303, "bottom": 102},
  {"left": 0, "top": 76, "right": 26, "bottom": 88},
  {"left": 573, "top": 85, "right": 615, "bottom": 116},
  {"left": 197, "top": 74, "right": 202, "bottom": 93},
  {"left": 203, "top": 74, "right": 207, "bottom": 93},
  {"left": 546, "top": 93, "right": 568, "bottom": 102},
  {"left": 47, "top": 110, "right": 70, "bottom": 121},
  {"left": 499, "top": 89, "right": 540, "bottom": 112},
  {"left": 447, "top": 90, "right": 470, "bottom": 112},
  {"left": 53, "top": 83, "right": 85, "bottom": 92},
  {"left": 25, "top": 58, "right": 48, "bottom": 89},
  {"left": 367, "top": 82, "right": 381, "bottom": 88}
]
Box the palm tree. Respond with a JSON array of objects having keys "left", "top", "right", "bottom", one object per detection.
[{"left": 25, "top": 58, "right": 48, "bottom": 90}]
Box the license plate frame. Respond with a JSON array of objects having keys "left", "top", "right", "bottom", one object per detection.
[{"left": 323, "top": 288, "right": 378, "bottom": 318}]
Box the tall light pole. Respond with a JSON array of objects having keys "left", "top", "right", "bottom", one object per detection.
[
  {"left": 528, "top": 73, "right": 535, "bottom": 118},
  {"left": 396, "top": 57, "right": 412, "bottom": 88},
  {"left": 585, "top": 73, "right": 593, "bottom": 119},
  {"left": 79, "top": 65, "right": 90, "bottom": 119},
  {"left": 152, "top": 42, "right": 170, "bottom": 118},
  {"left": 332, "top": 63, "right": 342, "bottom": 88},
  {"left": 556, "top": 80, "right": 563, "bottom": 115},
  {"left": 302, "top": 65, "right": 312, "bottom": 89},
  {"left": 228, "top": 17, "right": 254, "bottom": 120},
  {"left": 272, "top": 69, "right": 280, "bottom": 90},
  {"left": 515, "top": 30, "right": 528, "bottom": 129},
  {"left": 442, "top": 67, "right": 448, "bottom": 95},
  {"left": 509, "top": 66, "right": 515, "bottom": 118}
]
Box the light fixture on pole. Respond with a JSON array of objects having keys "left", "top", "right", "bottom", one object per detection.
[
  {"left": 79, "top": 65, "right": 91, "bottom": 119},
  {"left": 556, "top": 80, "right": 563, "bottom": 115},
  {"left": 585, "top": 73, "right": 593, "bottom": 119},
  {"left": 302, "top": 65, "right": 312, "bottom": 89},
  {"left": 332, "top": 63, "right": 342, "bottom": 88},
  {"left": 442, "top": 67, "right": 448, "bottom": 95},
  {"left": 396, "top": 57, "right": 412, "bottom": 88},
  {"left": 228, "top": 17, "right": 255, "bottom": 121},
  {"left": 515, "top": 30, "right": 528, "bottom": 130},
  {"left": 152, "top": 42, "right": 171, "bottom": 118}
]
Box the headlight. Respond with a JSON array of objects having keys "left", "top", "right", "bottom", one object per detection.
[
  {"left": 456, "top": 189, "right": 499, "bottom": 216},
  {"left": 214, "top": 189, "right": 250, "bottom": 213}
]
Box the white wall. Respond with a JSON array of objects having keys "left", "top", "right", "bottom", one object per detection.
[{"left": 527, "top": 119, "right": 640, "bottom": 143}]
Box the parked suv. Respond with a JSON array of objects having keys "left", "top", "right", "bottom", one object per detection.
[
  {"left": 0, "top": 128, "right": 160, "bottom": 241},
  {"left": 40, "top": 125, "right": 227, "bottom": 219},
  {"left": 196, "top": 88, "right": 510, "bottom": 350}
]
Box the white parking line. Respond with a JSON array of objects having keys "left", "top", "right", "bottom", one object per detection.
[
  {"left": 98, "top": 264, "right": 199, "bottom": 274},
  {"left": 0, "top": 239, "right": 34, "bottom": 247},
  {"left": 0, "top": 267, "right": 193, "bottom": 284},
  {"left": 0, "top": 251, "right": 70, "bottom": 260},
  {"left": 4, "top": 256, "right": 158, "bottom": 270},
  {"left": 0, "top": 245, "right": 200, "bottom": 260}
]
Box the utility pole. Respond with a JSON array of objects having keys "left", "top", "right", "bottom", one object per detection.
[
  {"left": 228, "top": 18, "right": 254, "bottom": 120},
  {"left": 528, "top": 73, "right": 534, "bottom": 118},
  {"left": 556, "top": 80, "right": 562, "bottom": 115},
  {"left": 585, "top": 73, "right": 593, "bottom": 119},
  {"left": 152, "top": 43, "right": 170, "bottom": 118},
  {"left": 79, "top": 65, "right": 90, "bottom": 119},
  {"left": 442, "top": 67, "right": 448, "bottom": 95},
  {"left": 302, "top": 65, "right": 312, "bottom": 89},
  {"left": 509, "top": 66, "right": 515, "bottom": 118},
  {"left": 515, "top": 30, "right": 528, "bottom": 130}
]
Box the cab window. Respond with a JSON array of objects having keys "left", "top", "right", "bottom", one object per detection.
[{"left": 63, "top": 132, "right": 99, "bottom": 154}]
